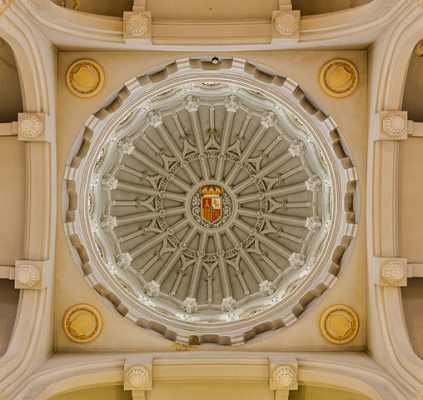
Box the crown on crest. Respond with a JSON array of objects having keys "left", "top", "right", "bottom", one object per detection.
[{"left": 200, "top": 185, "right": 224, "bottom": 196}]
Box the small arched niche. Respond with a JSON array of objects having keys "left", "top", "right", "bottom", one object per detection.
[
  {"left": 0, "top": 37, "right": 24, "bottom": 357},
  {"left": 292, "top": 0, "right": 372, "bottom": 16}
]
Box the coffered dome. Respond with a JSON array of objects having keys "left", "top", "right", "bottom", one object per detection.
[{"left": 64, "top": 58, "right": 357, "bottom": 344}]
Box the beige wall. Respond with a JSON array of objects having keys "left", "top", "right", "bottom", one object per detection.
[
  {"left": 399, "top": 138, "right": 423, "bottom": 263},
  {"left": 0, "top": 137, "right": 25, "bottom": 265},
  {"left": 49, "top": 384, "right": 370, "bottom": 400}
]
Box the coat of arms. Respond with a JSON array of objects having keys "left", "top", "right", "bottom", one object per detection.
[{"left": 200, "top": 185, "right": 224, "bottom": 225}]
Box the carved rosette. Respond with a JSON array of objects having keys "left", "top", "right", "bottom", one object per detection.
[
  {"left": 272, "top": 366, "right": 297, "bottom": 389},
  {"left": 17, "top": 113, "right": 46, "bottom": 142},
  {"left": 272, "top": 10, "right": 301, "bottom": 38},
  {"left": 64, "top": 57, "right": 357, "bottom": 345},
  {"left": 124, "top": 366, "right": 150, "bottom": 390},
  {"left": 123, "top": 11, "right": 152, "bottom": 39},
  {"left": 377, "top": 111, "right": 409, "bottom": 140},
  {"left": 14, "top": 261, "right": 43, "bottom": 289},
  {"left": 377, "top": 258, "right": 408, "bottom": 287}
]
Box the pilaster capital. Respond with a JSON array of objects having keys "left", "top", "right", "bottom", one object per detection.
[
  {"left": 123, "top": 11, "right": 152, "bottom": 40},
  {"left": 17, "top": 112, "right": 48, "bottom": 142},
  {"left": 14, "top": 260, "right": 48, "bottom": 289},
  {"left": 375, "top": 111, "right": 410, "bottom": 141},
  {"left": 373, "top": 257, "right": 408, "bottom": 287}
]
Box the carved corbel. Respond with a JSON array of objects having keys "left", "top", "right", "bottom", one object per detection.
[
  {"left": 373, "top": 257, "right": 408, "bottom": 287},
  {"left": 17, "top": 112, "right": 49, "bottom": 142},
  {"left": 14, "top": 260, "right": 48, "bottom": 289},
  {"left": 271, "top": 1, "right": 300, "bottom": 42},
  {"left": 124, "top": 358, "right": 153, "bottom": 400},
  {"left": 269, "top": 359, "right": 298, "bottom": 400}
]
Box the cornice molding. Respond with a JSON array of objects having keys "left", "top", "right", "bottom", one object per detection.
[
  {"left": 11, "top": 353, "right": 412, "bottom": 400},
  {"left": 17, "top": 0, "right": 408, "bottom": 50}
]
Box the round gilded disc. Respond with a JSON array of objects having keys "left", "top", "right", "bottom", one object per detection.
[
  {"left": 319, "top": 58, "right": 359, "bottom": 98},
  {"left": 320, "top": 304, "right": 359, "bottom": 345},
  {"left": 66, "top": 59, "right": 105, "bottom": 98},
  {"left": 63, "top": 304, "right": 103, "bottom": 343}
]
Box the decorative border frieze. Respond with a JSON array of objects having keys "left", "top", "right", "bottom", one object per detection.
[
  {"left": 14, "top": 260, "right": 47, "bottom": 289},
  {"left": 373, "top": 257, "right": 408, "bottom": 287},
  {"left": 17, "top": 112, "right": 48, "bottom": 142}
]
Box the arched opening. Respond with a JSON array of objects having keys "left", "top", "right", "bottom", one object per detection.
[
  {"left": 50, "top": 0, "right": 374, "bottom": 19},
  {"left": 0, "top": 37, "right": 24, "bottom": 356},
  {"left": 292, "top": 0, "right": 372, "bottom": 16},
  {"left": 399, "top": 41, "right": 423, "bottom": 360},
  {"left": 51, "top": 0, "right": 132, "bottom": 17}
]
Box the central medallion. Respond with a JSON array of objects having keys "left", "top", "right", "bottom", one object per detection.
[
  {"left": 191, "top": 184, "right": 233, "bottom": 229},
  {"left": 200, "top": 185, "right": 223, "bottom": 224}
]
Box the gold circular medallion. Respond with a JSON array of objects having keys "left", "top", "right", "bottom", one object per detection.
[
  {"left": 319, "top": 59, "right": 359, "bottom": 98},
  {"left": 63, "top": 304, "right": 103, "bottom": 343},
  {"left": 320, "top": 304, "right": 359, "bottom": 345},
  {"left": 66, "top": 59, "right": 105, "bottom": 98}
]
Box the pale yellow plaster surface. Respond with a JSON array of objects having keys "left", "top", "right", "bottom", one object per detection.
[
  {"left": 49, "top": 383, "right": 370, "bottom": 400},
  {"left": 55, "top": 50, "right": 367, "bottom": 352},
  {"left": 0, "top": 137, "right": 25, "bottom": 265}
]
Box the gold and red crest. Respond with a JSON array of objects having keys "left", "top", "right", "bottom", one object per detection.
[{"left": 200, "top": 185, "right": 224, "bottom": 225}]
